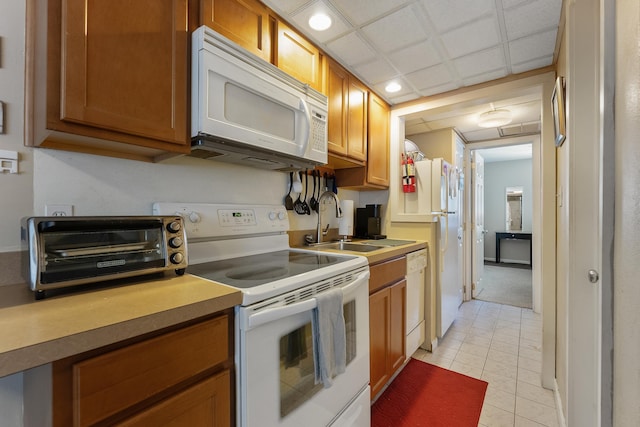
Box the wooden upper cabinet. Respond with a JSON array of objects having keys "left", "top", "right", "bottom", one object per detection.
[
  {"left": 200, "top": 0, "right": 272, "bottom": 62},
  {"left": 325, "top": 58, "right": 367, "bottom": 164},
  {"left": 326, "top": 58, "right": 349, "bottom": 156},
  {"left": 347, "top": 77, "right": 368, "bottom": 162},
  {"left": 275, "top": 20, "right": 323, "bottom": 91},
  {"left": 334, "top": 91, "right": 389, "bottom": 189},
  {"left": 366, "top": 92, "right": 390, "bottom": 186},
  {"left": 58, "top": 0, "right": 190, "bottom": 146}
]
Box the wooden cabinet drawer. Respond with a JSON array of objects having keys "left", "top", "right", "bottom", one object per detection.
[
  {"left": 72, "top": 315, "right": 229, "bottom": 426},
  {"left": 117, "top": 369, "right": 231, "bottom": 426},
  {"left": 369, "top": 256, "right": 406, "bottom": 294}
]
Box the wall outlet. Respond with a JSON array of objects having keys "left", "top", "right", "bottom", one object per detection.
[{"left": 45, "top": 204, "right": 74, "bottom": 216}]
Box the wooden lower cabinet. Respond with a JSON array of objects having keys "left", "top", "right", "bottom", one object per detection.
[
  {"left": 52, "top": 312, "right": 234, "bottom": 427},
  {"left": 117, "top": 370, "right": 230, "bottom": 426},
  {"left": 369, "top": 276, "right": 407, "bottom": 400}
]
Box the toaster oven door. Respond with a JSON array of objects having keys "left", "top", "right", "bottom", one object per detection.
[{"left": 25, "top": 218, "right": 173, "bottom": 291}]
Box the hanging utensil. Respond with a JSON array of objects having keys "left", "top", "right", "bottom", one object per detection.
[
  {"left": 292, "top": 169, "right": 303, "bottom": 193},
  {"left": 284, "top": 172, "right": 294, "bottom": 210},
  {"left": 293, "top": 172, "right": 306, "bottom": 214},
  {"left": 309, "top": 170, "right": 318, "bottom": 212},
  {"left": 301, "top": 170, "right": 311, "bottom": 215}
]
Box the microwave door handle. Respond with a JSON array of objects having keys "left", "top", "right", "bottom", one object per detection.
[
  {"left": 299, "top": 98, "right": 311, "bottom": 156},
  {"left": 246, "top": 270, "right": 369, "bottom": 329}
]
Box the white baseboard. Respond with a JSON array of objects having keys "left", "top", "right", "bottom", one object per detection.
[{"left": 553, "top": 379, "right": 567, "bottom": 427}]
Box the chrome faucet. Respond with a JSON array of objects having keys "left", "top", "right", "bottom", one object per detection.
[{"left": 316, "top": 190, "right": 342, "bottom": 244}]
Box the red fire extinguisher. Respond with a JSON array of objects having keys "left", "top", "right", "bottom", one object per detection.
[{"left": 402, "top": 154, "right": 416, "bottom": 193}]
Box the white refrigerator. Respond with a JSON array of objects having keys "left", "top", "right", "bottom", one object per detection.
[{"left": 416, "top": 158, "right": 463, "bottom": 338}]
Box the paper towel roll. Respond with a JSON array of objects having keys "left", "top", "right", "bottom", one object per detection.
[{"left": 338, "top": 200, "right": 354, "bottom": 237}]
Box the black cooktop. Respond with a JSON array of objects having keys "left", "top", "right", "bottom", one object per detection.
[{"left": 186, "top": 250, "right": 353, "bottom": 288}]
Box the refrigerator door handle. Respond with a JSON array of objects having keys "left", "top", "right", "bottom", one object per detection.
[{"left": 440, "top": 168, "right": 449, "bottom": 272}]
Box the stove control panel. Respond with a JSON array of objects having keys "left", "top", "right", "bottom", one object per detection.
[{"left": 152, "top": 203, "right": 289, "bottom": 239}]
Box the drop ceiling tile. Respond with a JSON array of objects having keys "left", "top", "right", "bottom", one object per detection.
[
  {"left": 405, "top": 64, "right": 453, "bottom": 91},
  {"left": 263, "top": 0, "right": 312, "bottom": 15},
  {"left": 332, "top": 0, "right": 410, "bottom": 26},
  {"left": 504, "top": 0, "right": 562, "bottom": 40},
  {"left": 372, "top": 78, "right": 413, "bottom": 98},
  {"left": 509, "top": 29, "right": 557, "bottom": 64},
  {"left": 511, "top": 56, "right": 553, "bottom": 74},
  {"left": 420, "top": 82, "right": 459, "bottom": 97},
  {"left": 420, "top": 0, "right": 495, "bottom": 33},
  {"left": 501, "top": 0, "right": 530, "bottom": 10},
  {"left": 463, "top": 128, "right": 501, "bottom": 142},
  {"left": 361, "top": 5, "right": 429, "bottom": 53},
  {"left": 289, "top": 1, "right": 352, "bottom": 43},
  {"left": 353, "top": 58, "right": 397, "bottom": 85},
  {"left": 440, "top": 17, "right": 501, "bottom": 59},
  {"left": 326, "top": 32, "right": 377, "bottom": 66},
  {"left": 453, "top": 47, "right": 506, "bottom": 78},
  {"left": 387, "top": 40, "right": 442, "bottom": 74},
  {"left": 462, "top": 68, "right": 509, "bottom": 86},
  {"left": 405, "top": 122, "right": 432, "bottom": 135}
]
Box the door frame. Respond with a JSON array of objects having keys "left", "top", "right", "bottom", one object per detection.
[
  {"left": 464, "top": 136, "right": 541, "bottom": 313},
  {"left": 389, "top": 71, "right": 558, "bottom": 389}
]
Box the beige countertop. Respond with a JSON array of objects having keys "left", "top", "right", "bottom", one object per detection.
[
  {"left": 302, "top": 239, "right": 427, "bottom": 264},
  {"left": 0, "top": 274, "right": 241, "bottom": 378}
]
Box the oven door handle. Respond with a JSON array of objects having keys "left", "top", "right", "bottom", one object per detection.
[{"left": 247, "top": 270, "right": 369, "bottom": 329}]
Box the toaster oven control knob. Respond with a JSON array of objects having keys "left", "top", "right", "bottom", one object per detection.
[
  {"left": 188, "top": 212, "right": 201, "bottom": 223},
  {"left": 169, "top": 237, "right": 183, "bottom": 248},
  {"left": 170, "top": 252, "right": 184, "bottom": 264},
  {"left": 167, "top": 221, "right": 182, "bottom": 233}
]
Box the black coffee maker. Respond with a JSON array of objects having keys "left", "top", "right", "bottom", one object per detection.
[{"left": 355, "top": 204, "right": 386, "bottom": 239}]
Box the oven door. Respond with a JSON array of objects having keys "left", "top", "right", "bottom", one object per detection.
[{"left": 237, "top": 270, "right": 370, "bottom": 427}]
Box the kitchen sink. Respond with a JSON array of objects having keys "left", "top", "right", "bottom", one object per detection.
[{"left": 312, "top": 241, "right": 386, "bottom": 252}]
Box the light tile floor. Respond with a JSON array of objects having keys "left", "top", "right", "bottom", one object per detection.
[{"left": 412, "top": 300, "right": 559, "bottom": 427}]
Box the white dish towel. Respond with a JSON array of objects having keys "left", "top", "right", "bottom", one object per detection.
[{"left": 312, "top": 288, "right": 346, "bottom": 388}]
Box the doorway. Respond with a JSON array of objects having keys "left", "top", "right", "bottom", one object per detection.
[{"left": 470, "top": 143, "right": 534, "bottom": 309}]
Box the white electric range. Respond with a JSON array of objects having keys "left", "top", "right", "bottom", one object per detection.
[{"left": 152, "top": 203, "right": 371, "bottom": 427}]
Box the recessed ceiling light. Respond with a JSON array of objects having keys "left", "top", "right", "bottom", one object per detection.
[
  {"left": 308, "top": 13, "right": 332, "bottom": 31},
  {"left": 477, "top": 109, "right": 512, "bottom": 128},
  {"left": 385, "top": 82, "right": 402, "bottom": 93}
]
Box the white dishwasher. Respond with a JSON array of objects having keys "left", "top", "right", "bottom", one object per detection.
[{"left": 405, "top": 248, "right": 428, "bottom": 358}]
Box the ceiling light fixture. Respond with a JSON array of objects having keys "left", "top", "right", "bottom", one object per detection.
[
  {"left": 308, "top": 13, "right": 332, "bottom": 31},
  {"left": 477, "top": 109, "right": 513, "bottom": 128},
  {"left": 385, "top": 81, "right": 402, "bottom": 93}
]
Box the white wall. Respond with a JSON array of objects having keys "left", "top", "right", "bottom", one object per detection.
[
  {"left": 614, "top": 0, "right": 640, "bottom": 424},
  {"left": 0, "top": 1, "right": 33, "bottom": 252},
  {"left": 483, "top": 159, "right": 533, "bottom": 263}
]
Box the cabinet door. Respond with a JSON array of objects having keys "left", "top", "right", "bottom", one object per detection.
[
  {"left": 326, "top": 58, "right": 348, "bottom": 156},
  {"left": 347, "top": 78, "right": 368, "bottom": 161},
  {"left": 367, "top": 92, "right": 390, "bottom": 186},
  {"left": 369, "top": 288, "right": 390, "bottom": 400},
  {"left": 389, "top": 279, "right": 407, "bottom": 374},
  {"left": 117, "top": 370, "right": 231, "bottom": 427},
  {"left": 60, "top": 0, "right": 189, "bottom": 145},
  {"left": 201, "top": 0, "right": 272, "bottom": 62},
  {"left": 276, "top": 20, "right": 323, "bottom": 91}
]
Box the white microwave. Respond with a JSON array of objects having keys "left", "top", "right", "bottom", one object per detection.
[{"left": 190, "top": 26, "right": 328, "bottom": 171}]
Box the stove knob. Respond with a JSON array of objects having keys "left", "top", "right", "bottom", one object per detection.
[
  {"left": 169, "top": 237, "right": 183, "bottom": 248},
  {"left": 167, "top": 221, "right": 182, "bottom": 233},
  {"left": 170, "top": 252, "right": 184, "bottom": 264},
  {"left": 278, "top": 211, "right": 286, "bottom": 220},
  {"left": 188, "top": 212, "right": 201, "bottom": 223},
  {"left": 269, "top": 211, "right": 277, "bottom": 220}
]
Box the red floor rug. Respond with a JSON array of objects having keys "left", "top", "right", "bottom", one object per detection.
[{"left": 372, "top": 358, "right": 488, "bottom": 427}]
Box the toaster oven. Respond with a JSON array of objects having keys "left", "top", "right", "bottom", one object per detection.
[{"left": 21, "top": 216, "right": 188, "bottom": 299}]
